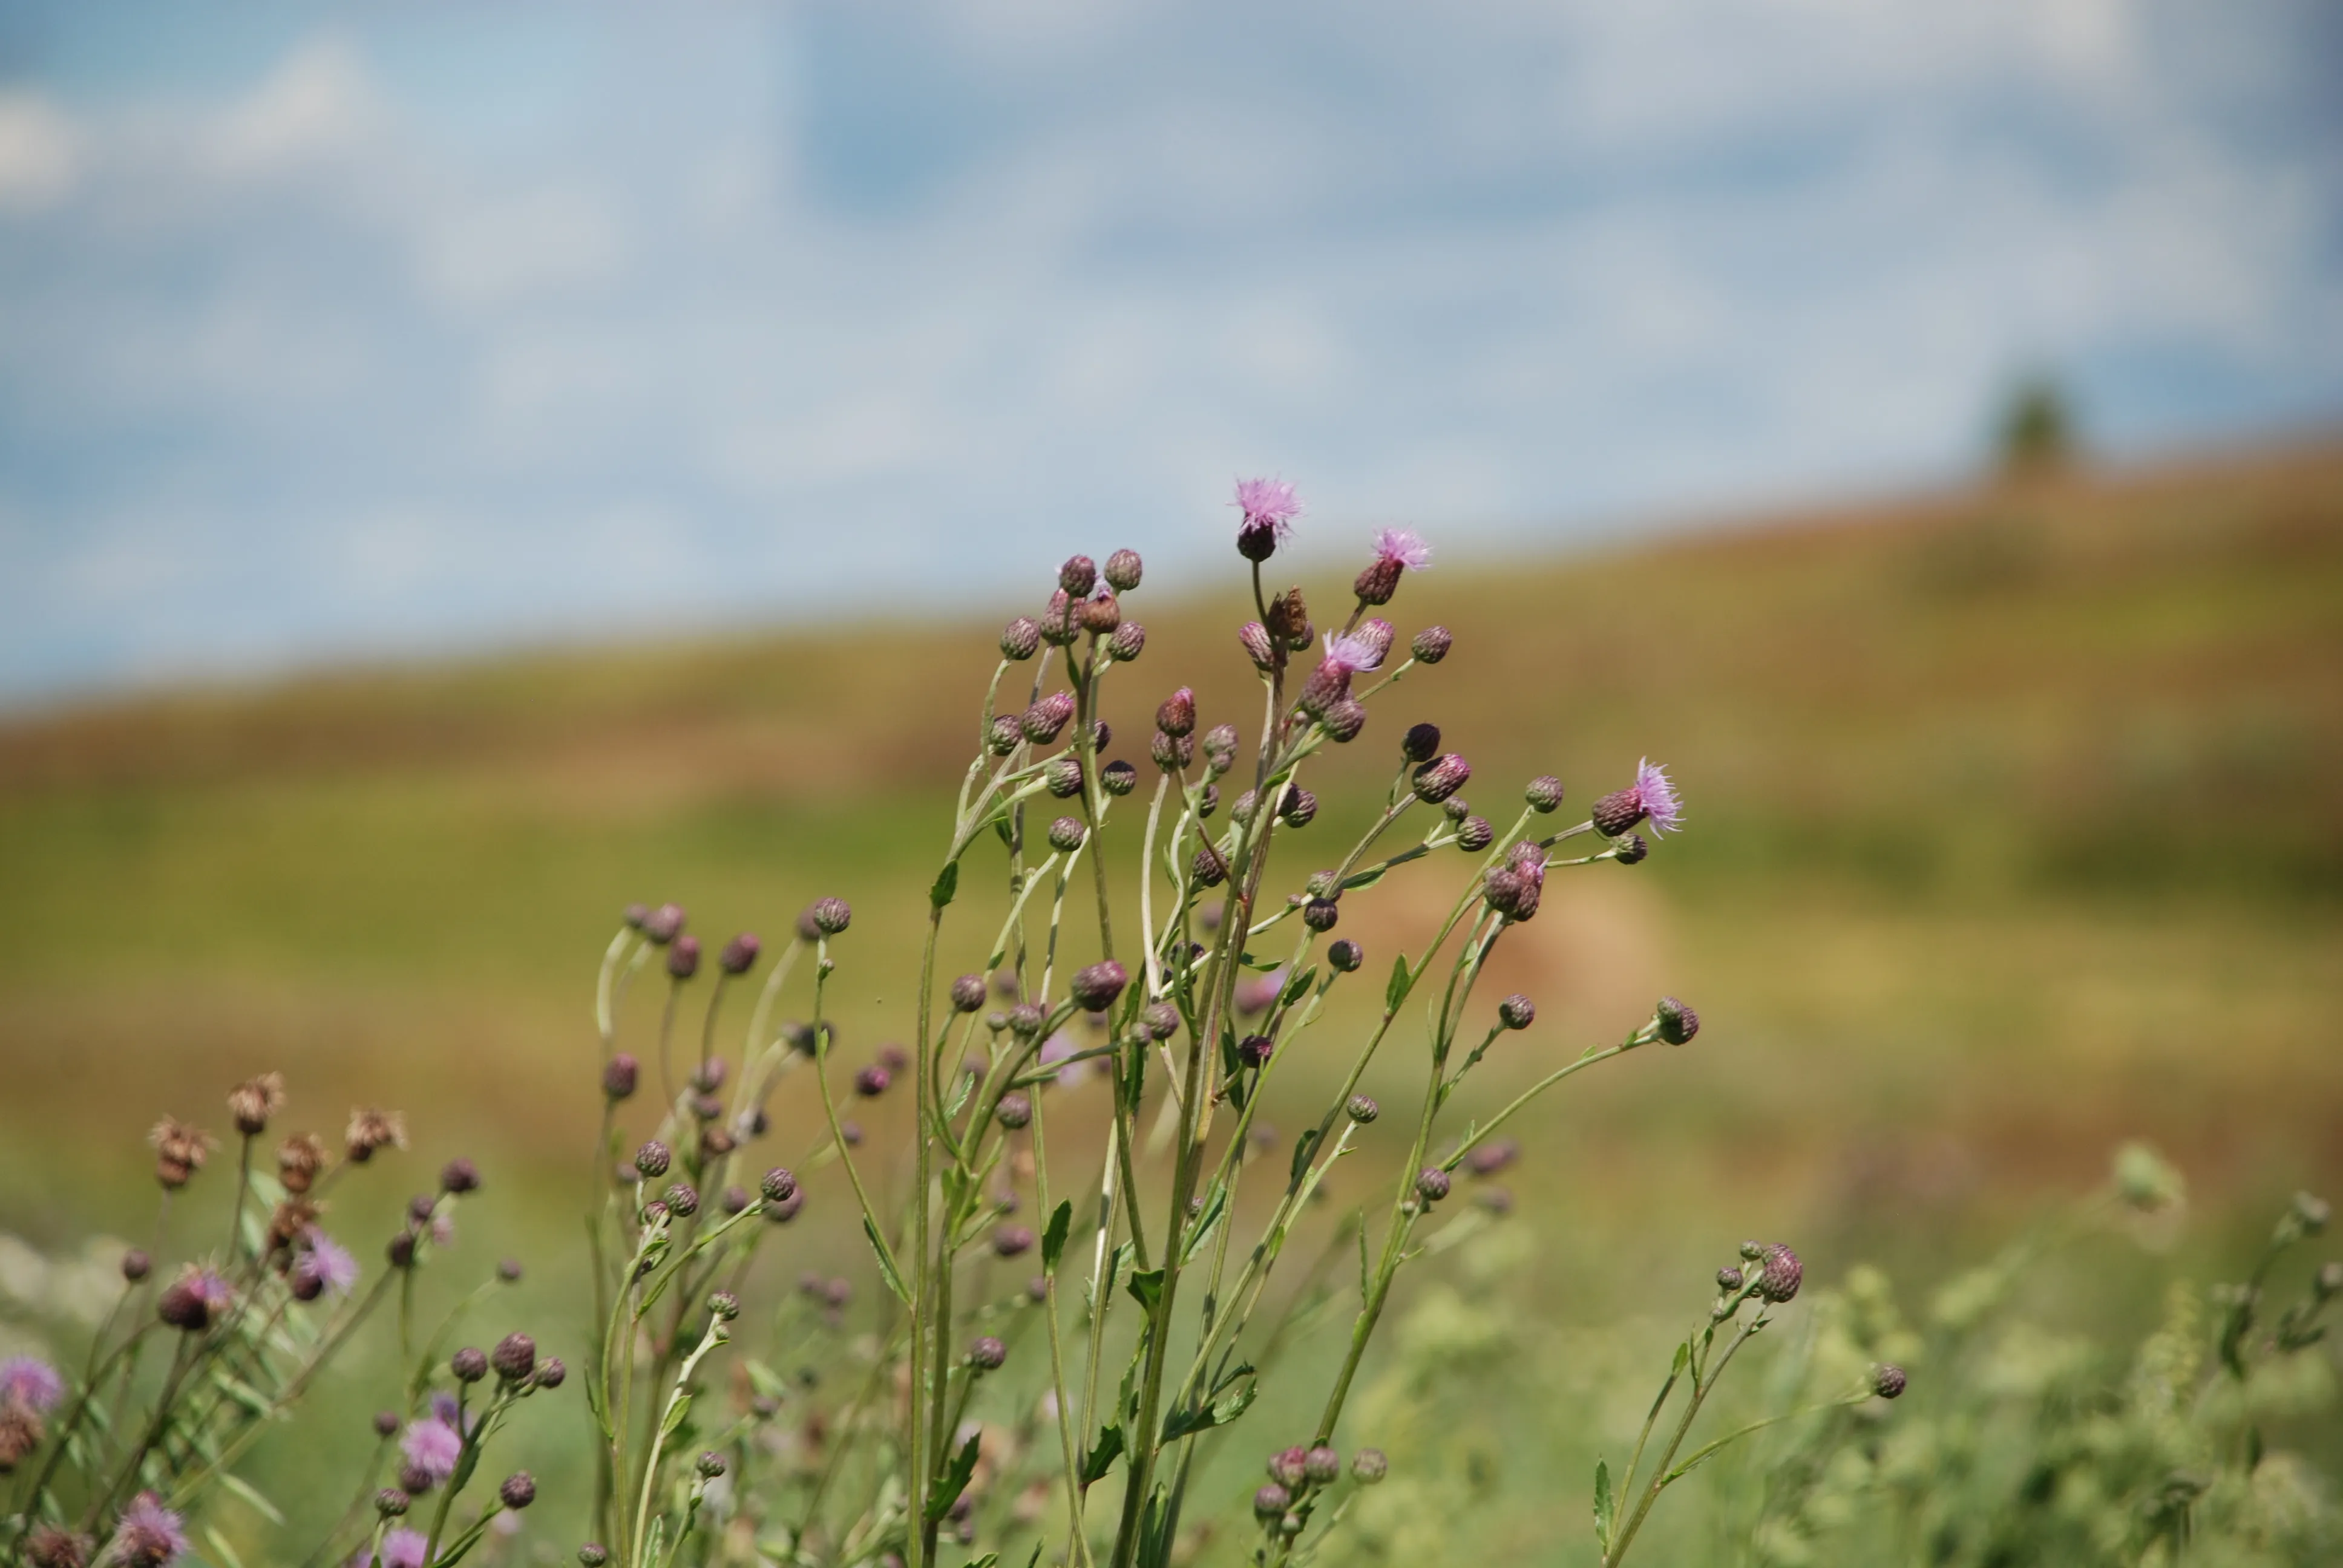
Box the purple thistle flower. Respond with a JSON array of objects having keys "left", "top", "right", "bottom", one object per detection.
[
  {"left": 301, "top": 1230, "right": 360, "bottom": 1296},
  {"left": 0, "top": 1355, "right": 64, "bottom": 1413},
  {"left": 1633, "top": 759, "right": 1683, "bottom": 835},
  {"left": 111, "top": 1493, "right": 188, "bottom": 1568},
  {"left": 401, "top": 1417, "right": 462, "bottom": 1483},
  {"left": 380, "top": 1527, "right": 430, "bottom": 1568},
  {"left": 1037, "top": 1032, "right": 1089, "bottom": 1089},
  {"left": 428, "top": 1213, "right": 456, "bottom": 1248},
  {"left": 1372, "top": 528, "right": 1432, "bottom": 572},
  {"left": 1320, "top": 630, "right": 1385, "bottom": 676},
  {"left": 1233, "top": 477, "right": 1301, "bottom": 538}
]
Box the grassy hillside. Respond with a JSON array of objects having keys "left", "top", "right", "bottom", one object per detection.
[{"left": 1, "top": 440, "right": 2338, "bottom": 1261}]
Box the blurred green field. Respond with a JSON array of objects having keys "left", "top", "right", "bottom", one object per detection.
[{"left": 1, "top": 440, "right": 2339, "bottom": 1562}]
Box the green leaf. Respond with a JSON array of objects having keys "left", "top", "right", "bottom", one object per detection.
[
  {"left": 930, "top": 860, "right": 960, "bottom": 909},
  {"left": 1159, "top": 1375, "right": 1256, "bottom": 1440},
  {"left": 994, "top": 817, "right": 1015, "bottom": 849},
  {"left": 1180, "top": 1183, "right": 1228, "bottom": 1267},
  {"left": 943, "top": 1068, "right": 975, "bottom": 1120},
  {"left": 217, "top": 1470, "right": 285, "bottom": 1526},
  {"left": 203, "top": 1526, "right": 249, "bottom": 1568},
  {"left": 926, "top": 1429, "right": 984, "bottom": 1522},
  {"left": 863, "top": 1218, "right": 913, "bottom": 1306},
  {"left": 1288, "top": 1128, "right": 1321, "bottom": 1184},
  {"left": 745, "top": 1360, "right": 789, "bottom": 1402},
  {"left": 1342, "top": 862, "right": 1388, "bottom": 892},
  {"left": 660, "top": 1393, "right": 694, "bottom": 1439},
  {"left": 641, "top": 1517, "right": 667, "bottom": 1568},
  {"left": 1126, "top": 1267, "right": 1165, "bottom": 1312},
  {"left": 585, "top": 1366, "right": 615, "bottom": 1440},
  {"left": 1281, "top": 965, "right": 1316, "bottom": 1005},
  {"left": 1041, "top": 1200, "right": 1075, "bottom": 1272},
  {"left": 1384, "top": 955, "right": 1411, "bottom": 1013},
  {"left": 1594, "top": 1459, "right": 1616, "bottom": 1553},
  {"left": 1080, "top": 1423, "right": 1125, "bottom": 1485}
]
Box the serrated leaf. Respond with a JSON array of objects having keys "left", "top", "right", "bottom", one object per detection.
[
  {"left": 1180, "top": 1184, "right": 1227, "bottom": 1267},
  {"left": 1126, "top": 1267, "right": 1165, "bottom": 1312},
  {"left": 863, "top": 1218, "right": 913, "bottom": 1305},
  {"left": 660, "top": 1393, "right": 693, "bottom": 1438},
  {"left": 926, "top": 1428, "right": 985, "bottom": 1522},
  {"left": 943, "top": 1068, "right": 975, "bottom": 1120},
  {"left": 1160, "top": 1374, "right": 1256, "bottom": 1440},
  {"left": 1594, "top": 1459, "right": 1616, "bottom": 1552},
  {"left": 1080, "top": 1423, "right": 1125, "bottom": 1484},
  {"left": 1384, "top": 955, "right": 1410, "bottom": 1013},
  {"left": 217, "top": 1470, "right": 285, "bottom": 1526},
  {"left": 1042, "top": 1200, "right": 1074, "bottom": 1272},
  {"left": 930, "top": 860, "right": 960, "bottom": 909}
]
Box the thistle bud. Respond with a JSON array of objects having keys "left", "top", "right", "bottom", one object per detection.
[
  {"left": 1237, "top": 1034, "right": 1274, "bottom": 1068},
  {"left": 1102, "top": 759, "right": 1138, "bottom": 796},
  {"left": 1079, "top": 591, "right": 1121, "bottom": 635},
  {"left": 493, "top": 1332, "right": 536, "bottom": 1384},
  {"left": 1268, "top": 1447, "right": 1309, "bottom": 1488},
  {"left": 1525, "top": 776, "right": 1564, "bottom": 813},
  {"left": 1357, "top": 617, "right": 1395, "bottom": 662},
  {"left": 666, "top": 936, "right": 701, "bottom": 980},
  {"left": 1304, "top": 1446, "right": 1341, "bottom": 1483},
  {"left": 988, "top": 716, "right": 1021, "bottom": 756},
  {"left": 1442, "top": 795, "right": 1471, "bottom": 822},
  {"left": 808, "top": 897, "right": 852, "bottom": 936},
  {"left": 1047, "top": 817, "right": 1087, "bottom": 854},
  {"left": 1281, "top": 787, "right": 1318, "bottom": 828},
  {"left": 1466, "top": 1137, "right": 1518, "bottom": 1175},
  {"left": 1155, "top": 688, "right": 1197, "bottom": 738},
  {"left": 1656, "top": 997, "right": 1699, "bottom": 1045},
  {"left": 992, "top": 1226, "right": 1034, "bottom": 1258},
  {"left": 664, "top": 1182, "right": 700, "bottom": 1218},
  {"left": 1717, "top": 1266, "right": 1744, "bottom": 1292},
  {"left": 578, "top": 1548, "right": 610, "bottom": 1567},
  {"left": 1239, "top": 621, "right": 1277, "bottom": 671},
  {"left": 1401, "top": 722, "right": 1441, "bottom": 763},
  {"left": 1070, "top": 960, "right": 1129, "bottom": 1012},
  {"left": 603, "top": 1054, "right": 639, "bottom": 1100},
  {"left": 1328, "top": 939, "right": 1363, "bottom": 973},
  {"left": 694, "top": 1452, "right": 726, "bottom": 1480},
  {"left": 1355, "top": 555, "right": 1401, "bottom": 605},
  {"left": 1008, "top": 1003, "right": 1046, "bottom": 1037},
  {"left": 1104, "top": 612, "right": 1146, "bottom": 657},
  {"left": 1411, "top": 753, "right": 1470, "bottom": 804},
  {"left": 1591, "top": 789, "right": 1647, "bottom": 838},
  {"left": 719, "top": 933, "right": 761, "bottom": 975},
  {"left": 1104, "top": 548, "right": 1144, "bottom": 592},
  {"left": 1457, "top": 815, "right": 1493, "bottom": 851},
  {"left": 1196, "top": 784, "right": 1220, "bottom": 817},
  {"left": 1021, "top": 693, "right": 1076, "bottom": 745},
  {"left": 1040, "top": 590, "right": 1081, "bottom": 646},
  {"left": 451, "top": 1347, "right": 488, "bottom": 1383},
  {"left": 1757, "top": 1244, "right": 1803, "bottom": 1302},
  {"left": 1415, "top": 1168, "right": 1451, "bottom": 1202},
  {"left": 1150, "top": 731, "right": 1194, "bottom": 771},
  {"left": 721, "top": 1184, "right": 749, "bottom": 1215},
  {"left": 1046, "top": 758, "right": 1084, "bottom": 799},
  {"left": 707, "top": 1290, "right": 741, "bottom": 1322},
  {"left": 1254, "top": 1484, "right": 1291, "bottom": 1519},
  {"left": 1230, "top": 788, "right": 1259, "bottom": 825},
  {"left": 761, "top": 1168, "right": 797, "bottom": 1202},
  {"left": 853, "top": 1065, "right": 891, "bottom": 1097},
  {"left": 1297, "top": 660, "right": 1350, "bottom": 717},
  {"left": 1323, "top": 699, "right": 1367, "bottom": 742},
  {"left": 123, "top": 1249, "right": 152, "bottom": 1282},
  {"left": 2293, "top": 1191, "right": 2332, "bottom": 1236},
  {"left": 1613, "top": 834, "right": 1649, "bottom": 866},
  {"left": 692, "top": 1055, "right": 729, "bottom": 1093},
  {"left": 441, "top": 1158, "right": 481, "bottom": 1195},
  {"left": 996, "top": 1092, "right": 1032, "bottom": 1130},
  {"left": 1266, "top": 587, "right": 1312, "bottom": 649},
  {"left": 643, "top": 903, "right": 686, "bottom": 945},
  {"left": 1872, "top": 1364, "right": 1907, "bottom": 1400},
  {"left": 1202, "top": 723, "right": 1240, "bottom": 763},
  {"left": 1192, "top": 847, "right": 1228, "bottom": 888},
  {"left": 635, "top": 1141, "right": 672, "bottom": 1179},
  {"left": 1497, "top": 994, "right": 1535, "bottom": 1030},
  {"left": 370, "top": 1488, "right": 410, "bottom": 1519},
  {"left": 1302, "top": 898, "right": 1340, "bottom": 932},
  {"left": 500, "top": 1472, "right": 536, "bottom": 1510},
  {"left": 1410, "top": 626, "right": 1450, "bottom": 664},
  {"left": 1060, "top": 555, "right": 1098, "bottom": 596},
  {"left": 1141, "top": 1002, "right": 1180, "bottom": 1039},
  {"left": 969, "top": 1335, "right": 1007, "bottom": 1371},
  {"left": 1000, "top": 616, "right": 1041, "bottom": 661},
  {"left": 1351, "top": 1448, "right": 1388, "bottom": 1483},
  {"left": 1346, "top": 1094, "right": 1378, "bottom": 1123},
  {"left": 950, "top": 974, "right": 987, "bottom": 1013}
]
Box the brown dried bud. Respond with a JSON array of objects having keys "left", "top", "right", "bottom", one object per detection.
[
  {"left": 344, "top": 1108, "right": 407, "bottom": 1164},
  {"left": 148, "top": 1118, "right": 217, "bottom": 1189},
  {"left": 1078, "top": 590, "right": 1121, "bottom": 635},
  {"left": 1156, "top": 687, "right": 1196, "bottom": 736},
  {"left": 277, "top": 1133, "right": 329, "bottom": 1194},
  {"left": 1265, "top": 587, "right": 1312, "bottom": 649},
  {"left": 227, "top": 1073, "right": 286, "bottom": 1137}
]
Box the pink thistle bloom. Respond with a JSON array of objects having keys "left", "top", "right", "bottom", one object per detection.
[
  {"left": 1233, "top": 477, "right": 1301, "bottom": 540},
  {"left": 0, "top": 1354, "right": 65, "bottom": 1413},
  {"left": 1037, "top": 1032, "right": 1090, "bottom": 1089},
  {"left": 1235, "top": 969, "right": 1285, "bottom": 1018},
  {"left": 1633, "top": 759, "right": 1683, "bottom": 835},
  {"left": 401, "top": 1416, "right": 463, "bottom": 1483},
  {"left": 428, "top": 1213, "right": 456, "bottom": 1248},
  {"left": 301, "top": 1230, "right": 360, "bottom": 1296},
  {"left": 380, "top": 1527, "right": 430, "bottom": 1568},
  {"left": 1371, "top": 528, "right": 1432, "bottom": 572},
  {"left": 112, "top": 1492, "right": 189, "bottom": 1567},
  {"left": 1319, "top": 631, "right": 1385, "bottom": 676}
]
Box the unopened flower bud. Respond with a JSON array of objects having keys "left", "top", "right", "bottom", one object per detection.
[
  {"left": 969, "top": 1335, "right": 1007, "bottom": 1371},
  {"left": 1008, "top": 1002, "right": 1046, "bottom": 1037},
  {"left": 635, "top": 1142, "right": 671, "bottom": 1179},
  {"left": 1466, "top": 1137, "right": 1518, "bottom": 1176},
  {"left": 1402, "top": 722, "right": 1441, "bottom": 763},
  {"left": 2293, "top": 1191, "right": 2332, "bottom": 1235},
  {"left": 2313, "top": 1261, "right": 2342, "bottom": 1299},
  {"left": 666, "top": 936, "right": 701, "bottom": 980},
  {"left": 1302, "top": 898, "right": 1340, "bottom": 932},
  {"left": 493, "top": 1332, "right": 536, "bottom": 1384},
  {"left": 1497, "top": 994, "right": 1535, "bottom": 1030},
  {"left": 1268, "top": 1447, "right": 1309, "bottom": 1488},
  {"left": 1872, "top": 1364, "right": 1907, "bottom": 1399},
  {"left": 603, "top": 1054, "right": 639, "bottom": 1100},
  {"left": 758, "top": 1169, "right": 797, "bottom": 1206},
  {"left": 1106, "top": 621, "right": 1146, "bottom": 662},
  {"left": 996, "top": 1092, "right": 1033, "bottom": 1129},
  {"left": 500, "top": 1472, "right": 536, "bottom": 1510},
  {"left": 1102, "top": 759, "right": 1138, "bottom": 796},
  {"left": 1079, "top": 591, "right": 1121, "bottom": 635},
  {"left": 1150, "top": 731, "right": 1194, "bottom": 771},
  {"left": 1230, "top": 788, "right": 1259, "bottom": 825},
  {"left": 854, "top": 1065, "right": 891, "bottom": 1097},
  {"left": 988, "top": 716, "right": 1022, "bottom": 756},
  {"left": 1524, "top": 776, "right": 1564, "bottom": 813},
  {"left": 1346, "top": 1094, "right": 1378, "bottom": 1123},
  {"left": 1717, "top": 1266, "right": 1744, "bottom": 1292},
  {"left": 1656, "top": 997, "right": 1699, "bottom": 1045},
  {"left": 694, "top": 1451, "right": 726, "bottom": 1480},
  {"left": 1740, "top": 1240, "right": 1765, "bottom": 1261},
  {"left": 1457, "top": 815, "right": 1493, "bottom": 851},
  {"left": 376, "top": 1489, "right": 409, "bottom": 1518},
  {"left": 1281, "top": 787, "right": 1317, "bottom": 828},
  {"left": 1000, "top": 616, "right": 1041, "bottom": 661},
  {"left": 1104, "top": 548, "right": 1144, "bottom": 592},
  {"left": 578, "top": 1547, "right": 609, "bottom": 1567},
  {"left": 1191, "top": 847, "right": 1227, "bottom": 887},
  {"left": 1322, "top": 698, "right": 1367, "bottom": 742},
  {"left": 1154, "top": 690, "right": 1197, "bottom": 740},
  {"left": 1141, "top": 1002, "right": 1180, "bottom": 1039},
  {"left": 993, "top": 1224, "right": 1035, "bottom": 1258},
  {"left": 1040, "top": 589, "right": 1081, "bottom": 646},
  {"left": 1613, "top": 834, "right": 1649, "bottom": 866},
  {"left": 1048, "top": 816, "right": 1087, "bottom": 852},
  {"left": 1060, "top": 555, "right": 1098, "bottom": 596},
  {"left": 1304, "top": 1446, "right": 1341, "bottom": 1483},
  {"left": 123, "top": 1249, "right": 152, "bottom": 1282},
  {"left": 664, "top": 1182, "right": 700, "bottom": 1218},
  {"left": 1254, "top": 1484, "right": 1291, "bottom": 1519},
  {"left": 1411, "top": 753, "right": 1470, "bottom": 803},
  {"left": 1591, "top": 789, "right": 1648, "bottom": 837},
  {"left": 719, "top": 933, "right": 761, "bottom": 975},
  {"left": 1239, "top": 621, "right": 1277, "bottom": 671},
  {"left": 643, "top": 903, "right": 686, "bottom": 945},
  {"left": 1202, "top": 723, "right": 1239, "bottom": 762},
  {"left": 1757, "top": 1244, "right": 1803, "bottom": 1302},
  {"left": 1297, "top": 661, "right": 1350, "bottom": 717},
  {"left": 1351, "top": 1448, "right": 1388, "bottom": 1482},
  {"left": 1237, "top": 1034, "right": 1274, "bottom": 1068},
  {"left": 808, "top": 897, "right": 852, "bottom": 936},
  {"left": 1071, "top": 961, "right": 1129, "bottom": 1012},
  {"left": 451, "top": 1347, "right": 489, "bottom": 1383},
  {"left": 1415, "top": 1168, "right": 1451, "bottom": 1202},
  {"left": 441, "top": 1158, "right": 481, "bottom": 1195},
  {"left": 1196, "top": 784, "right": 1220, "bottom": 817},
  {"left": 1328, "top": 939, "right": 1363, "bottom": 973},
  {"left": 1021, "top": 693, "right": 1076, "bottom": 745},
  {"left": 707, "top": 1290, "right": 741, "bottom": 1322}
]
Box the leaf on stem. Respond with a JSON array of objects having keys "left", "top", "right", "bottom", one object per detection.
[
  {"left": 930, "top": 861, "right": 961, "bottom": 909},
  {"left": 1181, "top": 1184, "right": 1228, "bottom": 1266},
  {"left": 660, "top": 1394, "right": 694, "bottom": 1439},
  {"left": 1384, "top": 955, "right": 1411, "bottom": 1013},
  {"left": 1594, "top": 1459, "right": 1615, "bottom": 1554},
  {"left": 1126, "top": 1267, "right": 1166, "bottom": 1311},
  {"left": 926, "top": 1429, "right": 983, "bottom": 1523},
  {"left": 1080, "top": 1422, "right": 1125, "bottom": 1484},
  {"left": 1159, "top": 1375, "right": 1256, "bottom": 1440},
  {"left": 1041, "top": 1200, "right": 1074, "bottom": 1272},
  {"left": 863, "top": 1218, "right": 913, "bottom": 1306}
]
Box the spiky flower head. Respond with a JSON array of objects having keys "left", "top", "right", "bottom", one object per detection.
[
  {"left": 1415, "top": 1168, "right": 1451, "bottom": 1202},
  {"left": 1234, "top": 477, "right": 1301, "bottom": 561},
  {"left": 293, "top": 1232, "right": 359, "bottom": 1299},
  {"left": 1000, "top": 615, "right": 1040, "bottom": 661},
  {"left": 401, "top": 1417, "right": 462, "bottom": 1485},
  {"left": 227, "top": 1073, "right": 286, "bottom": 1137},
  {"left": 1756, "top": 1244, "right": 1803, "bottom": 1302},
  {"left": 1655, "top": 996, "right": 1699, "bottom": 1045},
  {"left": 379, "top": 1529, "right": 430, "bottom": 1568},
  {"left": 0, "top": 1356, "right": 64, "bottom": 1413},
  {"left": 1059, "top": 555, "right": 1098, "bottom": 596},
  {"left": 23, "top": 1526, "right": 92, "bottom": 1568},
  {"left": 1071, "top": 960, "right": 1129, "bottom": 1012},
  {"left": 493, "top": 1332, "right": 536, "bottom": 1384},
  {"left": 1591, "top": 759, "right": 1683, "bottom": 838},
  {"left": 1047, "top": 817, "right": 1088, "bottom": 853},
  {"left": 1411, "top": 753, "right": 1471, "bottom": 804},
  {"left": 1355, "top": 528, "right": 1431, "bottom": 604},
  {"left": 634, "top": 1140, "right": 672, "bottom": 1179},
  {"left": 345, "top": 1108, "right": 407, "bottom": 1164},
  {"left": 1320, "top": 630, "right": 1385, "bottom": 677},
  {"left": 808, "top": 897, "right": 853, "bottom": 936},
  {"left": 968, "top": 1335, "right": 1007, "bottom": 1371},
  {"left": 111, "top": 1494, "right": 189, "bottom": 1568}
]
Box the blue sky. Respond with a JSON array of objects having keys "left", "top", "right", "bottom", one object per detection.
[{"left": 1, "top": 1, "right": 2338, "bottom": 702}]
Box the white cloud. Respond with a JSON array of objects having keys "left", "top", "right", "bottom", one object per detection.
[
  {"left": 208, "top": 36, "right": 385, "bottom": 177},
  {"left": 0, "top": 93, "right": 79, "bottom": 209}
]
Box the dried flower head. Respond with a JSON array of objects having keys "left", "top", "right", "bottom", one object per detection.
[
  {"left": 1079, "top": 590, "right": 1122, "bottom": 635},
  {"left": 148, "top": 1118, "right": 216, "bottom": 1189},
  {"left": 1265, "top": 586, "right": 1312, "bottom": 648},
  {"left": 24, "top": 1526, "right": 92, "bottom": 1568},
  {"left": 277, "top": 1132, "right": 329, "bottom": 1194},
  {"left": 226, "top": 1073, "right": 286, "bottom": 1137},
  {"left": 0, "top": 1403, "right": 45, "bottom": 1472},
  {"left": 1591, "top": 758, "right": 1683, "bottom": 838},
  {"left": 345, "top": 1108, "right": 407, "bottom": 1164}
]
